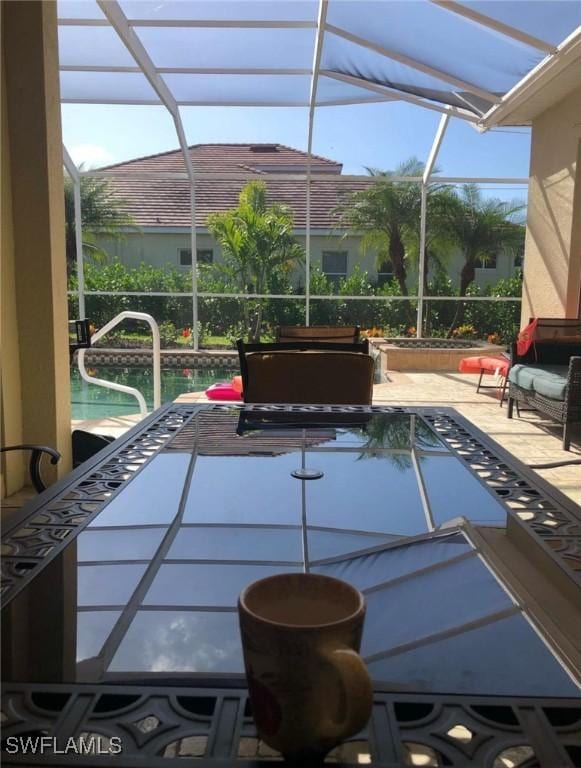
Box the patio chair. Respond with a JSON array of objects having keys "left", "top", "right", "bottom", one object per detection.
[
  {"left": 237, "top": 340, "right": 374, "bottom": 405},
  {"left": 72, "top": 430, "right": 115, "bottom": 468},
  {"left": 0, "top": 445, "right": 61, "bottom": 493},
  {"left": 240, "top": 339, "right": 369, "bottom": 355},
  {"left": 458, "top": 354, "right": 510, "bottom": 406},
  {"left": 276, "top": 325, "right": 361, "bottom": 344},
  {"left": 69, "top": 319, "right": 93, "bottom": 362}
]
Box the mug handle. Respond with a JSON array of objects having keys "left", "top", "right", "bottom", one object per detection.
[{"left": 319, "top": 645, "right": 373, "bottom": 742}]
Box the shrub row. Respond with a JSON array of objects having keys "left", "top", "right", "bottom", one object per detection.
[{"left": 69, "top": 261, "right": 522, "bottom": 345}]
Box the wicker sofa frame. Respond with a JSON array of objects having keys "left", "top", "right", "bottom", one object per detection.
[{"left": 507, "top": 318, "right": 581, "bottom": 450}]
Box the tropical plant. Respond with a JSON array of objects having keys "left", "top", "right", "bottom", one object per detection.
[
  {"left": 335, "top": 158, "right": 425, "bottom": 298},
  {"left": 69, "top": 259, "right": 522, "bottom": 346},
  {"left": 64, "top": 171, "right": 136, "bottom": 276},
  {"left": 404, "top": 183, "right": 461, "bottom": 295},
  {"left": 206, "top": 181, "right": 304, "bottom": 341},
  {"left": 441, "top": 185, "right": 525, "bottom": 332},
  {"left": 464, "top": 271, "right": 522, "bottom": 343},
  {"left": 351, "top": 413, "right": 442, "bottom": 471},
  {"left": 334, "top": 158, "right": 462, "bottom": 329}
]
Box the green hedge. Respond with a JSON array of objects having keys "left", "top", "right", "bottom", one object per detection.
[{"left": 69, "top": 261, "right": 521, "bottom": 344}]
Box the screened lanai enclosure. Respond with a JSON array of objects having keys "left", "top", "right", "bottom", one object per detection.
[{"left": 60, "top": 0, "right": 581, "bottom": 348}]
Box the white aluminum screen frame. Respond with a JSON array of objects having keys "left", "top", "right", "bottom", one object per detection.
[
  {"left": 57, "top": 0, "right": 581, "bottom": 121},
  {"left": 61, "top": 0, "right": 553, "bottom": 346}
]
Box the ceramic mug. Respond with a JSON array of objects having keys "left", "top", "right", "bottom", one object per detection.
[{"left": 238, "top": 572, "right": 373, "bottom": 764}]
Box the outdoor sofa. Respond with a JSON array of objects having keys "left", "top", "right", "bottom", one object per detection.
[{"left": 507, "top": 319, "right": 581, "bottom": 450}]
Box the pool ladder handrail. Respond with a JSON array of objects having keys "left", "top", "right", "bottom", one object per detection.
[{"left": 77, "top": 311, "right": 161, "bottom": 416}]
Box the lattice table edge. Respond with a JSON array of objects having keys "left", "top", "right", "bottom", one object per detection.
[
  {"left": 420, "top": 409, "right": 581, "bottom": 589},
  {"left": 1, "top": 405, "right": 200, "bottom": 607},
  {"left": 1, "top": 683, "right": 580, "bottom": 767}
]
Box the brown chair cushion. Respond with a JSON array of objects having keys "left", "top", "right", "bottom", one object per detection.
[{"left": 244, "top": 350, "right": 374, "bottom": 404}]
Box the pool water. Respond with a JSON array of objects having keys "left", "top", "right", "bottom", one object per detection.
[{"left": 71, "top": 366, "right": 235, "bottom": 420}]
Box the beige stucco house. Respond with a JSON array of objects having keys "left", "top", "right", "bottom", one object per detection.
[{"left": 97, "top": 142, "right": 523, "bottom": 291}]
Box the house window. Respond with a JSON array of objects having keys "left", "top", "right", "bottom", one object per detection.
[
  {"left": 198, "top": 250, "right": 214, "bottom": 265},
  {"left": 474, "top": 254, "right": 497, "bottom": 269},
  {"left": 377, "top": 259, "right": 394, "bottom": 286},
  {"left": 322, "top": 251, "right": 347, "bottom": 286},
  {"left": 178, "top": 248, "right": 213, "bottom": 266}
]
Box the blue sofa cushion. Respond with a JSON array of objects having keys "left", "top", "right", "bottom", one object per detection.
[{"left": 509, "top": 364, "right": 569, "bottom": 401}]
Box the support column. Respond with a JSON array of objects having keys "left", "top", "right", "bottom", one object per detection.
[
  {"left": 2, "top": 0, "right": 72, "bottom": 490},
  {"left": 63, "top": 145, "right": 86, "bottom": 319},
  {"left": 522, "top": 87, "right": 581, "bottom": 321},
  {"left": 1, "top": 56, "right": 24, "bottom": 495}
]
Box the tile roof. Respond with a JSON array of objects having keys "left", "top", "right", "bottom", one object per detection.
[
  {"left": 101, "top": 143, "right": 372, "bottom": 229},
  {"left": 108, "top": 176, "right": 373, "bottom": 229},
  {"left": 100, "top": 143, "right": 342, "bottom": 174}
]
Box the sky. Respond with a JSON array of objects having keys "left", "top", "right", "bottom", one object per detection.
[{"left": 62, "top": 99, "right": 532, "bottom": 201}]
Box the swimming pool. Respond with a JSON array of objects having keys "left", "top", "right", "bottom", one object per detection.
[{"left": 71, "top": 366, "right": 234, "bottom": 420}]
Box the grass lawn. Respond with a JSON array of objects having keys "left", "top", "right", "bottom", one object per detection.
[
  {"left": 92, "top": 331, "right": 235, "bottom": 349},
  {"left": 203, "top": 335, "right": 232, "bottom": 348}
]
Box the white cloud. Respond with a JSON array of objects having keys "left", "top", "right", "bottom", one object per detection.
[{"left": 69, "top": 144, "right": 116, "bottom": 169}]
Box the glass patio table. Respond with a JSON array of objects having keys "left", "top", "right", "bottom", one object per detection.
[{"left": 2, "top": 403, "right": 580, "bottom": 766}]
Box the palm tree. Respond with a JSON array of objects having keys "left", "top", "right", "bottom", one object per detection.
[
  {"left": 207, "top": 181, "right": 304, "bottom": 342},
  {"left": 336, "top": 157, "right": 425, "bottom": 299},
  {"left": 336, "top": 158, "right": 463, "bottom": 329},
  {"left": 404, "top": 183, "right": 461, "bottom": 295},
  {"left": 442, "top": 185, "right": 525, "bottom": 332},
  {"left": 352, "top": 413, "right": 443, "bottom": 471},
  {"left": 64, "top": 172, "right": 135, "bottom": 277}
]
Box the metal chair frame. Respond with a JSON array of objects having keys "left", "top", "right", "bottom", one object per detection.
[{"left": 0, "top": 445, "right": 61, "bottom": 493}]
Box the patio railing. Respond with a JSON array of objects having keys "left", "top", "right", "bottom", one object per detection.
[{"left": 77, "top": 311, "right": 161, "bottom": 415}]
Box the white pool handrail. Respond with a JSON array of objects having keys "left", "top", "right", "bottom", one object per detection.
[{"left": 77, "top": 311, "right": 161, "bottom": 416}]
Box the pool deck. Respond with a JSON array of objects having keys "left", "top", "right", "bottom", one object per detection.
[
  {"left": 72, "top": 413, "right": 146, "bottom": 439},
  {"left": 71, "top": 370, "right": 581, "bottom": 507}
]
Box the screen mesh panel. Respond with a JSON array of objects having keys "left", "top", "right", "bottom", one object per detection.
[{"left": 57, "top": 0, "right": 580, "bottom": 112}]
